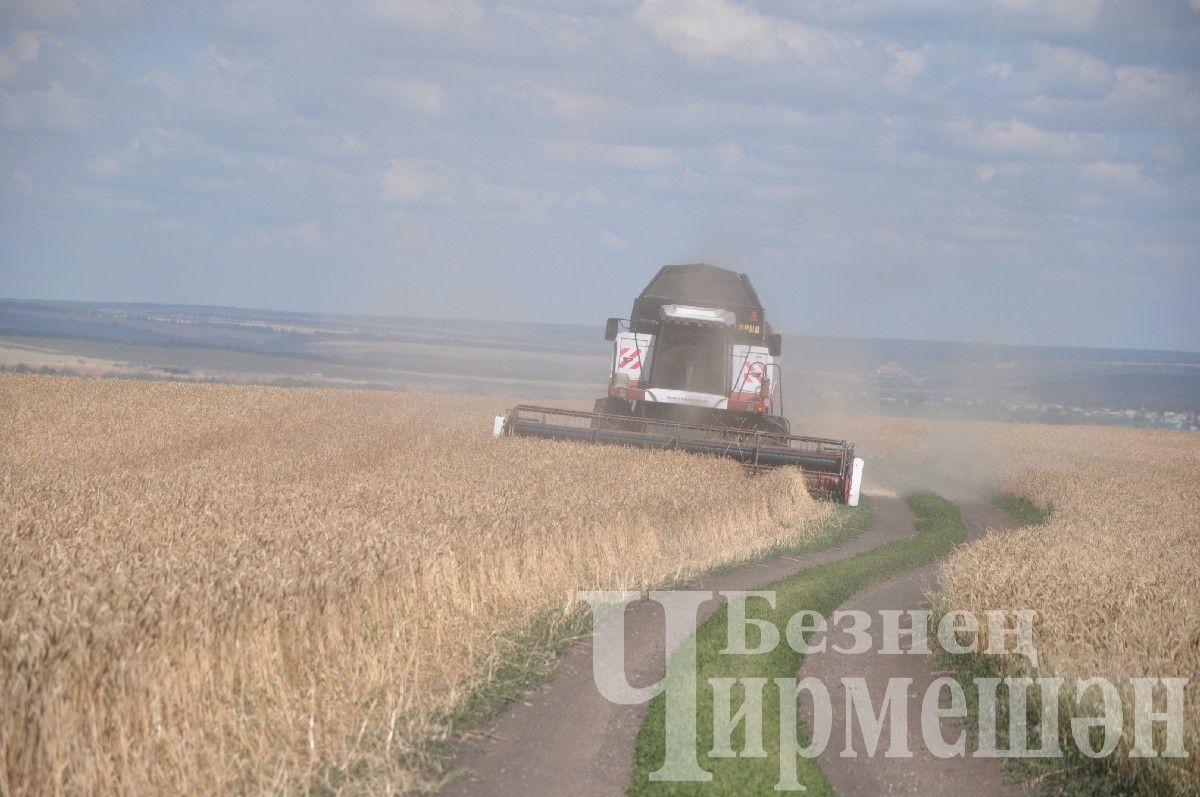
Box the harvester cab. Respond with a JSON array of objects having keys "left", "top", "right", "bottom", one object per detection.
[
  {"left": 494, "top": 264, "right": 864, "bottom": 505},
  {"left": 606, "top": 304, "right": 779, "bottom": 426}
]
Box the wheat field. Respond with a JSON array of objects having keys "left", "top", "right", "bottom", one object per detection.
[
  {"left": 804, "top": 412, "right": 1200, "bottom": 792},
  {"left": 0, "top": 374, "right": 831, "bottom": 795},
  {"left": 936, "top": 423, "right": 1200, "bottom": 793},
  {"left": 5, "top": 374, "right": 1196, "bottom": 794}
]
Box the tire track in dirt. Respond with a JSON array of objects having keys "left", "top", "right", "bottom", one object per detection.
[
  {"left": 442, "top": 497, "right": 918, "bottom": 797},
  {"left": 797, "top": 499, "right": 1031, "bottom": 796}
]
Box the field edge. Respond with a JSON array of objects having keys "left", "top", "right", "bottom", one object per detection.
[
  {"left": 929, "top": 494, "right": 1197, "bottom": 797},
  {"left": 416, "top": 499, "right": 875, "bottom": 794}
]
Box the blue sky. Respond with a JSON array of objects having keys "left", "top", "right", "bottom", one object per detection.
[{"left": 1, "top": 0, "right": 1198, "bottom": 350}]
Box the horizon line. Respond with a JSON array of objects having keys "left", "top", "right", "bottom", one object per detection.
[{"left": 2, "top": 294, "right": 1198, "bottom": 358}]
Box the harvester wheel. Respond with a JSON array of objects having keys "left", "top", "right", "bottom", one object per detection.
[{"left": 750, "top": 414, "right": 791, "bottom": 445}]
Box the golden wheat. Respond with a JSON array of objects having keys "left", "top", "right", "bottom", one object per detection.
[
  {"left": 948, "top": 462, "right": 1198, "bottom": 790},
  {"left": 804, "top": 411, "right": 1199, "bottom": 788},
  {"left": 6, "top": 375, "right": 1194, "bottom": 794},
  {"left": 895, "top": 419, "right": 1199, "bottom": 792},
  {"left": 0, "top": 373, "right": 831, "bottom": 795}
]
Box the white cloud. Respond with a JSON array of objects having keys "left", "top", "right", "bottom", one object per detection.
[
  {"left": 14, "top": 31, "right": 41, "bottom": 63},
  {"left": 0, "top": 81, "right": 89, "bottom": 131},
  {"left": 0, "top": 31, "right": 41, "bottom": 84},
  {"left": 257, "top": 154, "right": 295, "bottom": 175},
  {"left": 1108, "top": 66, "right": 1198, "bottom": 112},
  {"left": 1026, "top": 66, "right": 1200, "bottom": 130},
  {"left": 977, "top": 164, "right": 996, "bottom": 182},
  {"left": 75, "top": 48, "right": 102, "bottom": 77},
  {"left": 133, "top": 126, "right": 183, "bottom": 157},
  {"left": 712, "top": 142, "right": 744, "bottom": 170},
  {"left": 983, "top": 60, "right": 1013, "bottom": 80},
  {"left": 0, "top": 52, "right": 15, "bottom": 84},
  {"left": 204, "top": 46, "right": 265, "bottom": 77},
  {"left": 89, "top": 154, "right": 120, "bottom": 177},
  {"left": 137, "top": 49, "right": 295, "bottom": 127},
  {"left": 1151, "top": 141, "right": 1184, "bottom": 166},
  {"left": 1136, "top": 241, "right": 1198, "bottom": 270},
  {"left": 10, "top": 167, "right": 35, "bottom": 193},
  {"left": 255, "top": 221, "right": 328, "bottom": 251},
  {"left": 362, "top": 78, "right": 449, "bottom": 118},
  {"left": 1, "top": 0, "right": 141, "bottom": 25},
  {"left": 590, "top": 228, "right": 625, "bottom": 251},
  {"left": 364, "top": 0, "right": 485, "bottom": 34},
  {"left": 380, "top": 159, "right": 442, "bottom": 203},
  {"left": 634, "top": 0, "right": 843, "bottom": 68},
  {"left": 543, "top": 140, "right": 678, "bottom": 171},
  {"left": 288, "top": 221, "right": 325, "bottom": 246},
  {"left": 309, "top": 133, "right": 366, "bottom": 158},
  {"left": 1028, "top": 43, "right": 1114, "bottom": 99},
  {"left": 883, "top": 43, "right": 929, "bottom": 92},
  {"left": 947, "top": 117, "right": 1104, "bottom": 160},
  {"left": 525, "top": 86, "right": 634, "bottom": 125},
  {"left": 1079, "top": 161, "right": 1159, "bottom": 197},
  {"left": 136, "top": 70, "right": 186, "bottom": 99},
  {"left": 989, "top": 0, "right": 1103, "bottom": 34}
]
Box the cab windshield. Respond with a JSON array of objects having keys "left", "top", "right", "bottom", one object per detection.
[{"left": 650, "top": 323, "right": 728, "bottom": 394}]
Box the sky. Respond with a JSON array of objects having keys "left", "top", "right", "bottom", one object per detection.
[{"left": 1, "top": 0, "right": 1198, "bottom": 350}]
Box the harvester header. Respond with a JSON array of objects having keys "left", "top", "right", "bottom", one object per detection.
[{"left": 494, "top": 264, "right": 864, "bottom": 504}]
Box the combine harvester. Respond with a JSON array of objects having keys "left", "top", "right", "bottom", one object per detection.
[{"left": 493, "top": 264, "right": 864, "bottom": 505}]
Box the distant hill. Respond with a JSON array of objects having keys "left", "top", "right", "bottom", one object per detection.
[{"left": 1, "top": 298, "right": 1196, "bottom": 427}]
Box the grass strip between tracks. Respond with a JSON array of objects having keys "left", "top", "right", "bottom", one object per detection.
[
  {"left": 627, "top": 493, "right": 966, "bottom": 797},
  {"left": 994, "top": 491, "right": 1051, "bottom": 527}
]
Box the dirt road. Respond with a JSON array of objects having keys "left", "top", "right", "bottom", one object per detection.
[
  {"left": 443, "top": 498, "right": 918, "bottom": 797},
  {"left": 443, "top": 495, "right": 1026, "bottom": 797},
  {"left": 798, "top": 500, "right": 1028, "bottom": 796}
]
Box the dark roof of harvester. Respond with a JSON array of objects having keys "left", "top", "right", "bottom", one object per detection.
[{"left": 636, "top": 263, "right": 764, "bottom": 314}]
